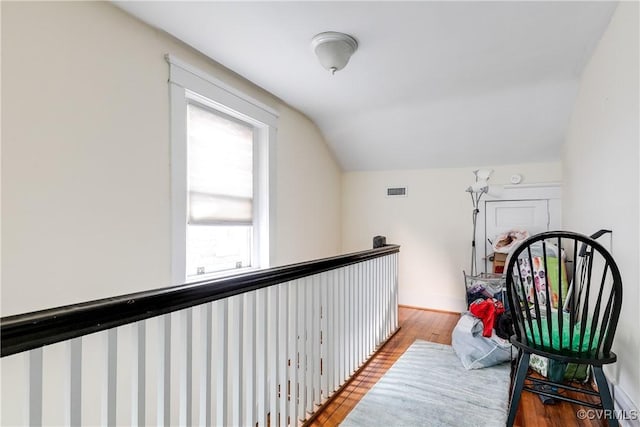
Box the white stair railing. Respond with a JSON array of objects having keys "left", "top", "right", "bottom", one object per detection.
[{"left": 1, "top": 247, "right": 399, "bottom": 426}]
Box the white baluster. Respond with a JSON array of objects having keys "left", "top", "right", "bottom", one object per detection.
[
  {"left": 326, "top": 271, "right": 335, "bottom": 395},
  {"left": 178, "top": 309, "right": 193, "bottom": 426},
  {"left": 228, "top": 296, "right": 243, "bottom": 426},
  {"left": 383, "top": 256, "right": 388, "bottom": 339},
  {"left": 320, "top": 272, "right": 329, "bottom": 401},
  {"left": 391, "top": 254, "right": 395, "bottom": 330},
  {"left": 104, "top": 328, "right": 117, "bottom": 427},
  {"left": 157, "top": 315, "right": 171, "bottom": 426},
  {"left": 268, "top": 286, "right": 279, "bottom": 426},
  {"left": 362, "top": 261, "right": 368, "bottom": 358},
  {"left": 386, "top": 256, "right": 391, "bottom": 337},
  {"left": 297, "top": 280, "right": 306, "bottom": 420},
  {"left": 341, "top": 268, "right": 347, "bottom": 378},
  {"left": 312, "top": 275, "right": 321, "bottom": 410},
  {"left": 65, "top": 338, "right": 82, "bottom": 427},
  {"left": 379, "top": 257, "right": 384, "bottom": 344},
  {"left": 369, "top": 259, "right": 374, "bottom": 353},
  {"left": 212, "top": 299, "right": 228, "bottom": 426},
  {"left": 356, "top": 263, "right": 363, "bottom": 367},
  {"left": 383, "top": 256, "right": 388, "bottom": 337},
  {"left": 345, "top": 266, "right": 351, "bottom": 378},
  {"left": 340, "top": 267, "right": 346, "bottom": 384},
  {"left": 365, "top": 262, "right": 369, "bottom": 353},
  {"left": 362, "top": 262, "right": 367, "bottom": 362},
  {"left": 373, "top": 258, "right": 382, "bottom": 348},
  {"left": 388, "top": 255, "right": 393, "bottom": 336},
  {"left": 390, "top": 255, "right": 395, "bottom": 331},
  {"left": 131, "top": 322, "right": 146, "bottom": 427},
  {"left": 395, "top": 253, "right": 399, "bottom": 330},
  {"left": 199, "top": 303, "right": 212, "bottom": 427},
  {"left": 278, "top": 284, "right": 289, "bottom": 426},
  {"left": 365, "top": 260, "right": 371, "bottom": 357},
  {"left": 371, "top": 259, "right": 377, "bottom": 350},
  {"left": 288, "top": 281, "right": 298, "bottom": 426},
  {"left": 348, "top": 266, "right": 354, "bottom": 375},
  {"left": 358, "top": 264, "right": 362, "bottom": 364},
  {"left": 244, "top": 292, "right": 256, "bottom": 427},
  {"left": 385, "top": 256, "right": 389, "bottom": 333},
  {"left": 332, "top": 269, "right": 340, "bottom": 391},
  {"left": 255, "top": 288, "right": 268, "bottom": 427},
  {"left": 348, "top": 266, "right": 354, "bottom": 374},
  {"left": 355, "top": 265, "right": 361, "bottom": 369},
  {"left": 380, "top": 257, "right": 385, "bottom": 340},
  {"left": 304, "top": 278, "right": 313, "bottom": 417},
  {"left": 27, "top": 348, "right": 43, "bottom": 427}
]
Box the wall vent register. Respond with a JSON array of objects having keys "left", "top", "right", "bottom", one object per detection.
[{"left": 386, "top": 187, "right": 407, "bottom": 197}]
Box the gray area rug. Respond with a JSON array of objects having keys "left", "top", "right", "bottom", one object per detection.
[{"left": 340, "top": 340, "right": 511, "bottom": 427}]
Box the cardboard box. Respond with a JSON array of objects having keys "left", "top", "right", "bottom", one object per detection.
[{"left": 492, "top": 252, "right": 507, "bottom": 274}]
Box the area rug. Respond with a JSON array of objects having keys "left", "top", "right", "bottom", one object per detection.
[{"left": 340, "top": 340, "right": 511, "bottom": 427}]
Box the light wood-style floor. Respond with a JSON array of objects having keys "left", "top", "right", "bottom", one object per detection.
[{"left": 308, "top": 306, "right": 606, "bottom": 427}]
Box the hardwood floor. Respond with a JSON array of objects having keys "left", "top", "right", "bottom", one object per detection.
[{"left": 307, "top": 306, "right": 606, "bottom": 427}]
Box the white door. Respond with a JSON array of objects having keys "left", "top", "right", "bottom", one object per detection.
[{"left": 483, "top": 200, "right": 550, "bottom": 273}]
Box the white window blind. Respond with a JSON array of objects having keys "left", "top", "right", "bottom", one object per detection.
[
  {"left": 168, "top": 54, "right": 277, "bottom": 283},
  {"left": 187, "top": 103, "right": 254, "bottom": 226}
]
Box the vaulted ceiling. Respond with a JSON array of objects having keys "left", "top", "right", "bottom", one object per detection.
[{"left": 115, "top": 1, "right": 617, "bottom": 171}]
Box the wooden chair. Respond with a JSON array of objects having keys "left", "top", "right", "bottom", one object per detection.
[{"left": 505, "top": 231, "right": 622, "bottom": 427}]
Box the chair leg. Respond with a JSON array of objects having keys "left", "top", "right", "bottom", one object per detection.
[
  {"left": 593, "top": 366, "right": 618, "bottom": 427},
  {"left": 507, "top": 351, "right": 530, "bottom": 427}
]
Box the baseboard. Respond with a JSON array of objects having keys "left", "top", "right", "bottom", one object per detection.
[
  {"left": 610, "top": 381, "right": 640, "bottom": 427},
  {"left": 398, "top": 304, "right": 461, "bottom": 315}
]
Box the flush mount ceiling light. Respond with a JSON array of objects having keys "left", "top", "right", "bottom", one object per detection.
[{"left": 311, "top": 32, "right": 358, "bottom": 75}]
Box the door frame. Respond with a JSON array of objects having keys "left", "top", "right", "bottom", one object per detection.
[{"left": 476, "top": 182, "right": 562, "bottom": 273}]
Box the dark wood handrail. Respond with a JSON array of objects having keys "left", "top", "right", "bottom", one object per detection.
[{"left": 1, "top": 245, "right": 400, "bottom": 357}]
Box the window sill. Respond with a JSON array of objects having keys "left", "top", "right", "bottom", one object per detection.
[{"left": 185, "top": 266, "right": 261, "bottom": 284}]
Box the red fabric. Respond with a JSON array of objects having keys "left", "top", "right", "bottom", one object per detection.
[{"left": 469, "top": 298, "right": 505, "bottom": 337}]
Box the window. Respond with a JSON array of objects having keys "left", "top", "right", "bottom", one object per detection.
[
  {"left": 186, "top": 103, "right": 255, "bottom": 277},
  {"left": 167, "top": 55, "right": 277, "bottom": 283}
]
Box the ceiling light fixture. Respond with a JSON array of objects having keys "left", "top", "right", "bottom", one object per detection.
[{"left": 311, "top": 31, "right": 358, "bottom": 75}]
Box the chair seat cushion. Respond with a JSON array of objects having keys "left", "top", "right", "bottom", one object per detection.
[{"left": 524, "top": 312, "right": 599, "bottom": 353}]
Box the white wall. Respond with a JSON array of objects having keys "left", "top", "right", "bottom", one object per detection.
[
  {"left": 276, "top": 108, "right": 342, "bottom": 265},
  {"left": 0, "top": 1, "right": 342, "bottom": 316},
  {"left": 562, "top": 2, "right": 639, "bottom": 412},
  {"left": 342, "top": 162, "right": 562, "bottom": 312}
]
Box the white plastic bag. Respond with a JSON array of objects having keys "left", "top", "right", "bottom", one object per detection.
[{"left": 452, "top": 313, "right": 513, "bottom": 370}]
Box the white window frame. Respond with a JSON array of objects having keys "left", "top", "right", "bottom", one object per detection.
[{"left": 167, "top": 54, "right": 277, "bottom": 284}]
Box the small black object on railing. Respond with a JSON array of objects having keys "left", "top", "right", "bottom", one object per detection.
[
  {"left": 373, "top": 235, "right": 387, "bottom": 248},
  {"left": 1, "top": 245, "right": 400, "bottom": 357}
]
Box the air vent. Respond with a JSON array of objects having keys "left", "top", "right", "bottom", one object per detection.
[{"left": 386, "top": 187, "right": 407, "bottom": 197}]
